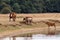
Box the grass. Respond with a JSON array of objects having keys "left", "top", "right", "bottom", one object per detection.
[
  {"left": 0, "top": 25, "right": 21, "bottom": 32},
  {"left": 0, "top": 14, "right": 60, "bottom": 35},
  {"left": 0, "top": 22, "right": 47, "bottom": 33},
  {"left": 0, "top": 21, "right": 60, "bottom": 33}
]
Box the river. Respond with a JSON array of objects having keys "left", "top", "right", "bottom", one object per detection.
[{"left": 0, "top": 34, "right": 60, "bottom": 40}]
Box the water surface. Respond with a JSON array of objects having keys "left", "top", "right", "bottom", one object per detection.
[{"left": 1, "top": 34, "right": 60, "bottom": 40}]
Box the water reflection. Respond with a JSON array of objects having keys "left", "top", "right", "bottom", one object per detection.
[{"left": 1, "top": 34, "right": 60, "bottom": 40}]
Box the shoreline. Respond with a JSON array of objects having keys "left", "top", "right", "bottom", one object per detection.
[{"left": 0, "top": 26, "right": 60, "bottom": 38}]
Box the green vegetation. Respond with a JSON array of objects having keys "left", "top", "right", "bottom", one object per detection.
[{"left": 0, "top": 0, "right": 60, "bottom": 13}]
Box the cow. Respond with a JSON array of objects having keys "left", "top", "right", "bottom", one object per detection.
[
  {"left": 9, "top": 12, "right": 16, "bottom": 22},
  {"left": 23, "top": 17, "right": 32, "bottom": 25},
  {"left": 41, "top": 21, "right": 56, "bottom": 35}
]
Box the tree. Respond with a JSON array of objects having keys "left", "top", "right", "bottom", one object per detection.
[
  {"left": 1, "top": 7, "right": 11, "bottom": 14},
  {"left": 0, "top": 0, "right": 60, "bottom": 13},
  {"left": 12, "top": 3, "right": 21, "bottom": 13}
]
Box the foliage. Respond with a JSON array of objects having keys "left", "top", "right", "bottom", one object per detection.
[
  {"left": 0, "top": 0, "right": 60, "bottom": 13},
  {"left": 1, "top": 7, "right": 11, "bottom": 14}
]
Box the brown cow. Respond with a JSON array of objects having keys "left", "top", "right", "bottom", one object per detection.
[
  {"left": 41, "top": 21, "right": 56, "bottom": 34},
  {"left": 23, "top": 17, "right": 32, "bottom": 25},
  {"left": 9, "top": 12, "right": 16, "bottom": 22}
]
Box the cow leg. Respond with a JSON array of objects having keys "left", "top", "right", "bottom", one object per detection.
[
  {"left": 25, "top": 20, "right": 27, "bottom": 24},
  {"left": 30, "top": 20, "right": 32, "bottom": 24},
  {"left": 54, "top": 25, "right": 56, "bottom": 34},
  {"left": 27, "top": 20, "right": 29, "bottom": 25},
  {"left": 13, "top": 18, "right": 15, "bottom": 22},
  {"left": 48, "top": 26, "right": 50, "bottom": 34},
  {"left": 9, "top": 18, "right": 11, "bottom": 22},
  {"left": 27, "top": 20, "right": 29, "bottom": 24},
  {"left": 28, "top": 20, "right": 31, "bottom": 25}
]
